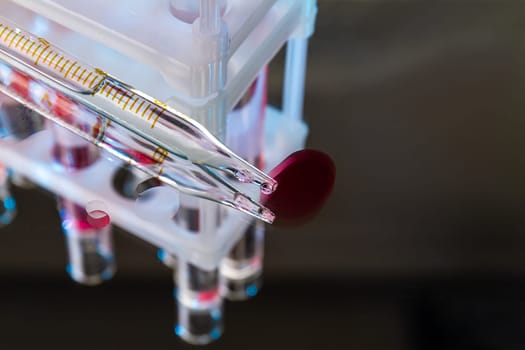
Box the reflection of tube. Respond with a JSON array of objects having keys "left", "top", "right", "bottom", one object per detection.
[
  {"left": 52, "top": 95, "right": 115, "bottom": 286},
  {"left": 220, "top": 69, "right": 267, "bottom": 300}
]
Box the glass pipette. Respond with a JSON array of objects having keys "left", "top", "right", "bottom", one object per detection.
[{"left": 0, "top": 17, "right": 276, "bottom": 223}]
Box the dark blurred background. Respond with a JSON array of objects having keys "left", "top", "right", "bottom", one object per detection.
[{"left": 2, "top": 0, "right": 525, "bottom": 349}]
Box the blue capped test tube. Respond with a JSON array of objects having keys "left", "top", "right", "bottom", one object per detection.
[
  {"left": 50, "top": 92, "right": 116, "bottom": 286},
  {"left": 220, "top": 68, "right": 268, "bottom": 300},
  {"left": 170, "top": 0, "right": 227, "bottom": 344},
  {"left": 0, "top": 165, "right": 15, "bottom": 226},
  {"left": 0, "top": 72, "right": 46, "bottom": 225}
]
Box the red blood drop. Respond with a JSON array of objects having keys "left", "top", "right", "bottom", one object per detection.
[{"left": 262, "top": 150, "right": 335, "bottom": 226}]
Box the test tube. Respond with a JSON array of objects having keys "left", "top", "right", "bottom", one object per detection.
[
  {"left": 173, "top": 2, "right": 227, "bottom": 342},
  {"left": 220, "top": 69, "right": 267, "bottom": 300},
  {"left": 0, "top": 71, "right": 45, "bottom": 225},
  {"left": 174, "top": 197, "right": 223, "bottom": 343},
  {"left": 59, "top": 198, "right": 114, "bottom": 286},
  {"left": 51, "top": 94, "right": 115, "bottom": 286},
  {"left": 157, "top": 248, "right": 177, "bottom": 269},
  {"left": 220, "top": 222, "right": 264, "bottom": 299},
  {"left": 0, "top": 92, "right": 43, "bottom": 140},
  {"left": 169, "top": 0, "right": 226, "bottom": 23},
  {"left": 175, "top": 260, "right": 222, "bottom": 344},
  {"left": 282, "top": 38, "right": 308, "bottom": 121},
  {"left": 0, "top": 72, "right": 44, "bottom": 188},
  {"left": 0, "top": 164, "right": 15, "bottom": 226}
]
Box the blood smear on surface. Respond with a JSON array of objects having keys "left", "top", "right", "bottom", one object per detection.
[{"left": 262, "top": 149, "right": 336, "bottom": 226}]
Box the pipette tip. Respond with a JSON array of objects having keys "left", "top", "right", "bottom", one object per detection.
[{"left": 233, "top": 192, "right": 275, "bottom": 224}]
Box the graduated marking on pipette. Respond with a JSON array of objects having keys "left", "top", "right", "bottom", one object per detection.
[
  {"left": 31, "top": 43, "right": 41, "bottom": 59},
  {"left": 128, "top": 97, "right": 140, "bottom": 111},
  {"left": 117, "top": 90, "right": 127, "bottom": 105},
  {"left": 0, "top": 61, "right": 169, "bottom": 172},
  {"left": 59, "top": 59, "right": 70, "bottom": 73},
  {"left": 14, "top": 34, "right": 25, "bottom": 48},
  {"left": 48, "top": 52, "right": 59, "bottom": 67},
  {"left": 152, "top": 146, "right": 168, "bottom": 164},
  {"left": 35, "top": 46, "right": 48, "bottom": 64},
  {"left": 121, "top": 93, "right": 134, "bottom": 110},
  {"left": 97, "top": 82, "right": 166, "bottom": 129},
  {"left": 0, "top": 21, "right": 168, "bottom": 131},
  {"left": 77, "top": 68, "right": 87, "bottom": 82},
  {"left": 0, "top": 25, "right": 8, "bottom": 39},
  {"left": 140, "top": 104, "right": 148, "bottom": 118},
  {"left": 64, "top": 61, "right": 78, "bottom": 78},
  {"left": 151, "top": 100, "right": 166, "bottom": 128},
  {"left": 42, "top": 49, "right": 54, "bottom": 65},
  {"left": 5, "top": 29, "right": 15, "bottom": 47},
  {"left": 90, "top": 69, "right": 106, "bottom": 90},
  {"left": 9, "top": 32, "right": 20, "bottom": 48},
  {"left": 111, "top": 87, "right": 120, "bottom": 101},
  {"left": 0, "top": 21, "right": 106, "bottom": 91},
  {"left": 72, "top": 65, "right": 82, "bottom": 79},
  {"left": 83, "top": 71, "right": 93, "bottom": 85},
  {"left": 20, "top": 37, "right": 30, "bottom": 51}
]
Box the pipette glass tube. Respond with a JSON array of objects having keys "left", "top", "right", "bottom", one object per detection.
[
  {"left": 220, "top": 69, "right": 267, "bottom": 300},
  {"left": 52, "top": 94, "right": 115, "bottom": 286},
  {"left": 0, "top": 17, "right": 276, "bottom": 223}
]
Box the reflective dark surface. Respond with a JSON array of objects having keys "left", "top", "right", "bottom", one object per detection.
[{"left": 1, "top": 1, "right": 525, "bottom": 348}]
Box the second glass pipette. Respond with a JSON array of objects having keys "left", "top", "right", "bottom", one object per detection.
[{"left": 0, "top": 17, "right": 276, "bottom": 223}]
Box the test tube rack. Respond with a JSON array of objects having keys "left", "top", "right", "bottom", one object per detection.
[{"left": 0, "top": 0, "right": 316, "bottom": 344}]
